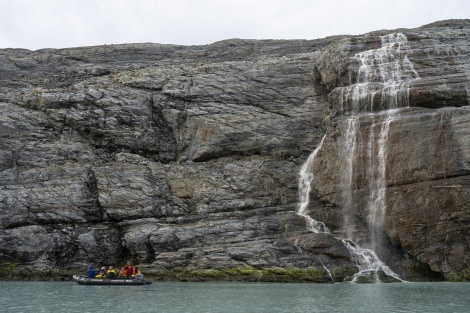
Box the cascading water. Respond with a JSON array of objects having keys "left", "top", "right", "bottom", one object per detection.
[
  {"left": 296, "top": 33, "right": 419, "bottom": 282},
  {"left": 341, "top": 33, "right": 420, "bottom": 280},
  {"left": 341, "top": 33, "right": 420, "bottom": 251},
  {"left": 296, "top": 134, "right": 402, "bottom": 283},
  {"left": 297, "top": 135, "right": 329, "bottom": 233},
  {"left": 340, "top": 33, "right": 419, "bottom": 113}
]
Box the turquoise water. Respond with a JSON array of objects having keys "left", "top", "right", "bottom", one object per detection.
[{"left": 1, "top": 281, "right": 470, "bottom": 313}]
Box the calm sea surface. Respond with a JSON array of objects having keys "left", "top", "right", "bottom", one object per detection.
[{"left": 1, "top": 280, "right": 469, "bottom": 313}]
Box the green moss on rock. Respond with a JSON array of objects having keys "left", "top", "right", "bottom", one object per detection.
[{"left": 142, "top": 266, "right": 360, "bottom": 283}]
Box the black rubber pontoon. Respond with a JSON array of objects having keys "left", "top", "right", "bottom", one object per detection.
[{"left": 72, "top": 274, "right": 152, "bottom": 285}]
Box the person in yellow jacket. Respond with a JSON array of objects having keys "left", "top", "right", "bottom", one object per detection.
[
  {"left": 107, "top": 266, "right": 116, "bottom": 278},
  {"left": 95, "top": 266, "right": 107, "bottom": 278}
]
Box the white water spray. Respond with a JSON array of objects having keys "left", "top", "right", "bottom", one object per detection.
[
  {"left": 296, "top": 134, "right": 403, "bottom": 282},
  {"left": 317, "top": 257, "right": 335, "bottom": 283},
  {"left": 343, "top": 240, "right": 402, "bottom": 282},
  {"left": 341, "top": 33, "right": 419, "bottom": 245},
  {"left": 339, "top": 33, "right": 419, "bottom": 281},
  {"left": 297, "top": 136, "right": 329, "bottom": 233},
  {"left": 341, "top": 33, "right": 419, "bottom": 113},
  {"left": 340, "top": 116, "right": 360, "bottom": 241}
]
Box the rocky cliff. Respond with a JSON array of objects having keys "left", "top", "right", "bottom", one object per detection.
[{"left": 0, "top": 19, "right": 469, "bottom": 282}]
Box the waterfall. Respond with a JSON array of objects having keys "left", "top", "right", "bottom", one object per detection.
[
  {"left": 340, "top": 33, "right": 419, "bottom": 280},
  {"left": 296, "top": 33, "right": 419, "bottom": 282},
  {"left": 340, "top": 33, "right": 419, "bottom": 113},
  {"left": 297, "top": 135, "right": 329, "bottom": 233},
  {"left": 341, "top": 116, "right": 360, "bottom": 241},
  {"left": 341, "top": 33, "right": 419, "bottom": 245},
  {"left": 296, "top": 134, "right": 402, "bottom": 282},
  {"left": 343, "top": 240, "right": 402, "bottom": 283}
]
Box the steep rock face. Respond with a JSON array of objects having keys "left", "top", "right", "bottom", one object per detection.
[
  {"left": 0, "top": 20, "right": 469, "bottom": 281},
  {"left": 0, "top": 38, "right": 345, "bottom": 279}
]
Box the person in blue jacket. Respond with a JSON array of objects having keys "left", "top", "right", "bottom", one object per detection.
[{"left": 87, "top": 265, "right": 96, "bottom": 278}]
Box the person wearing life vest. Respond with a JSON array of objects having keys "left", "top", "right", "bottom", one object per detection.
[
  {"left": 86, "top": 265, "right": 96, "bottom": 278},
  {"left": 95, "top": 266, "right": 107, "bottom": 278},
  {"left": 107, "top": 266, "right": 116, "bottom": 278},
  {"left": 134, "top": 267, "right": 144, "bottom": 280},
  {"left": 119, "top": 268, "right": 126, "bottom": 278},
  {"left": 122, "top": 261, "right": 135, "bottom": 278}
]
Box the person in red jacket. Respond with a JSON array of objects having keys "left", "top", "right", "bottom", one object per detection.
[{"left": 121, "top": 261, "right": 135, "bottom": 278}]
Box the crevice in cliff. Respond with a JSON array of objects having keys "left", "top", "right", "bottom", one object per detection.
[
  {"left": 148, "top": 96, "right": 178, "bottom": 163},
  {"left": 410, "top": 255, "right": 446, "bottom": 281},
  {"left": 118, "top": 246, "right": 132, "bottom": 263},
  {"left": 388, "top": 171, "right": 470, "bottom": 189},
  {"left": 83, "top": 167, "right": 106, "bottom": 221}
]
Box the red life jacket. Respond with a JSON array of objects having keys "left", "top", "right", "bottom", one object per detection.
[{"left": 124, "top": 265, "right": 134, "bottom": 275}]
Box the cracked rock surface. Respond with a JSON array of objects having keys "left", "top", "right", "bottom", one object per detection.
[{"left": 0, "top": 20, "right": 469, "bottom": 281}]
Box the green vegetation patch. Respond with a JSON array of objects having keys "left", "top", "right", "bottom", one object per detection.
[
  {"left": 0, "top": 261, "right": 361, "bottom": 283},
  {"left": 143, "top": 266, "right": 359, "bottom": 283}
]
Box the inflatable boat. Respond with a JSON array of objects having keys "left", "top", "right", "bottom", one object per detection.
[{"left": 72, "top": 274, "right": 152, "bottom": 285}]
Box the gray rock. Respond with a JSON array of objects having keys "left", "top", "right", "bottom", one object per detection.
[{"left": 0, "top": 19, "right": 469, "bottom": 282}]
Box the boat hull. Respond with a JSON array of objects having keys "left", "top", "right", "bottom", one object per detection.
[{"left": 72, "top": 274, "right": 151, "bottom": 285}]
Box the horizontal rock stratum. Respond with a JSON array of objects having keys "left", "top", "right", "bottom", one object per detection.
[{"left": 0, "top": 19, "right": 469, "bottom": 282}]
